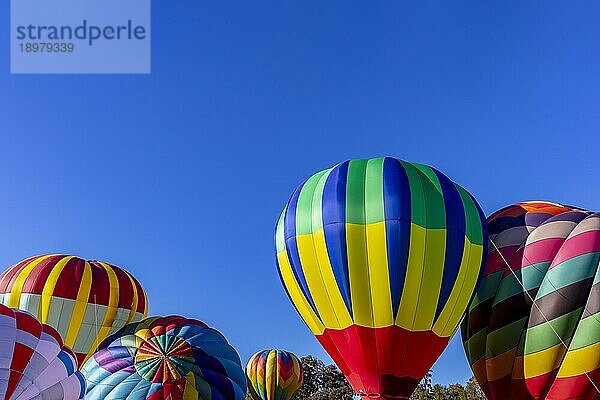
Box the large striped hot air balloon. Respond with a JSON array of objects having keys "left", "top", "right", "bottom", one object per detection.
[
  {"left": 276, "top": 157, "right": 487, "bottom": 399},
  {"left": 462, "top": 201, "right": 600, "bottom": 400},
  {"left": 0, "top": 254, "right": 148, "bottom": 364},
  {"left": 82, "top": 316, "right": 248, "bottom": 400},
  {"left": 0, "top": 303, "right": 86, "bottom": 400},
  {"left": 246, "top": 350, "right": 303, "bottom": 400}
]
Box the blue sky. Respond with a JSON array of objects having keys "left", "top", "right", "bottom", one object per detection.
[{"left": 1, "top": 0, "right": 600, "bottom": 386}]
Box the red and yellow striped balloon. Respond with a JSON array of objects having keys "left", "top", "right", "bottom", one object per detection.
[
  {"left": 246, "top": 350, "right": 303, "bottom": 400},
  {"left": 0, "top": 254, "right": 148, "bottom": 364}
]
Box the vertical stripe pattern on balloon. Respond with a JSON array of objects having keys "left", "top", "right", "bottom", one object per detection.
[
  {"left": 276, "top": 157, "right": 487, "bottom": 398},
  {"left": 246, "top": 350, "right": 303, "bottom": 400},
  {"left": 0, "top": 254, "right": 148, "bottom": 365}
]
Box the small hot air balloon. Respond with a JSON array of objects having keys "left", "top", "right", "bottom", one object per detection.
[
  {"left": 246, "top": 350, "right": 303, "bottom": 400},
  {"left": 0, "top": 303, "right": 86, "bottom": 400},
  {"left": 0, "top": 254, "right": 148, "bottom": 364},
  {"left": 462, "top": 201, "right": 600, "bottom": 400},
  {"left": 276, "top": 157, "right": 487, "bottom": 399},
  {"left": 81, "top": 315, "right": 248, "bottom": 400}
]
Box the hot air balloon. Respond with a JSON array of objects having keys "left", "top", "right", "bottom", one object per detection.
[
  {"left": 81, "top": 315, "right": 248, "bottom": 400},
  {"left": 0, "top": 254, "right": 148, "bottom": 365},
  {"left": 276, "top": 157, "right": 487, "bottom": 399},
  {"left": 0, "top": 303, "right": 86, "bottom": 400},
  {"left": 462, "top": 201, "right": 600, "bottom": 400},
  {"left": 246, "top": 350, "right": 303, "bottom": 400}
]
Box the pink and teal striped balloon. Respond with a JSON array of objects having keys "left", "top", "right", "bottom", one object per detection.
[
  {"left": 246, "top": 350, "right": 303, "bottom": 400},
  {"left": 463, "top": 201, "right": 600, "bottom": 400}
]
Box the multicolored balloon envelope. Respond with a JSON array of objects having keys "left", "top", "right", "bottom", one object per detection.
[
  {"left": 81, "top": 315, "right": 247, "bottom": 400},
  {"left": 0, "top": 303, "right": 86, "bottom": 400},
  {"left": 0, "top": 254, "right": 148, "bottom": 364},
  {"left": 275, "top": 157, "right": 487, "bottom": 399},
  {"left": 246, "top": 350, "right": 303, "bottom": 400},
  {"left": 462, "top": 201, "right": 600, "bottom": 400}
]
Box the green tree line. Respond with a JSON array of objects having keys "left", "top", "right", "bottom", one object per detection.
[
  {"left": 247, "top": 355, "right": 486, "bottom": 400},
  {"left": 408, "top": 371, "right": 486, "bottom": 400}
]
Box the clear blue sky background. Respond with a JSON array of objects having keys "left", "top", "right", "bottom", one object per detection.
[{"left": 1, "top": 1, "right": 600, "bottom": 386}]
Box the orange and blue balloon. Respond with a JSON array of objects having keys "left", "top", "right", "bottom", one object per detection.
[
  {"left": 276, "top": 157, "right": 487, "bottom": 399},
  {"left": 246, "top": 350, "right": 303, "bottom": 400}
]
